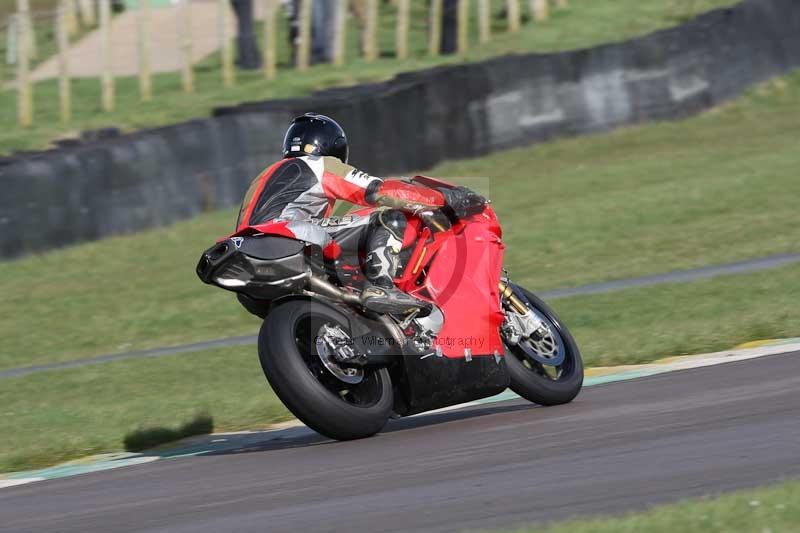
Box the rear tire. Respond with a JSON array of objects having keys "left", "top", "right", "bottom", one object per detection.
[
  {"left": 259, "top": 299, "right": 393, "bottom": 440},
  {"left": 504, "top": 289, "right": 583, "bottom": 406}
]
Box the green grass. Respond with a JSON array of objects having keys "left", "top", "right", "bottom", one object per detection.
[
  {"left": 0, "top": 345, "right": 287, "bottom": 472},
  {"left": 1, "top": 2, "right": 99, "bottom": 85},
  {"left": 0, "top": 0, "right": 738, "bottom": 154},
  {"left": 0, "top": 207, "right": 256, "bottom": 371},
  {"left": 2, "top": 70, "right": 799, "bottom": 371},
  {"left": 501, "top": 479, "right": 800, "bottom": 533},
  {"left": 559, "top": 262, "right": 800, "bottom": 367},
  {"left": 0, "top": 1, "right": 65, "bottom": 19},
  {"left": 2, "top": 260, "right": 800, "bottom": 473}
]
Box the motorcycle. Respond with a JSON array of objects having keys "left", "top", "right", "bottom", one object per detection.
[{"left": 197, "top": 176, "right": 583, "bottom": 440}]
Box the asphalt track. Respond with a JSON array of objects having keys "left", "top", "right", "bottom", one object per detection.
[
  {"left": 2, "top": 352, "right": 799, "bottom": 533},
  {"left": 3, "top": 251, "right": 799, "bottom": 380}
]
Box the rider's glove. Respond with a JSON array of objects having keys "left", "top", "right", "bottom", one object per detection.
[{"left": 438, "top": 186, "right": 487, "bottom": 220}]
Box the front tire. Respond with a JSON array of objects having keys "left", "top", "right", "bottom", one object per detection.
[
  {"left": 504, "top": 288, "right": 583, "bottom": 406},
  {"left": 259, "top": 299, "right": 393, "bottom": 440}
]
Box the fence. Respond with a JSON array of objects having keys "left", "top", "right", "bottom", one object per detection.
[{"left": 3, "top": 0, "right": 570, "bottom": 127}]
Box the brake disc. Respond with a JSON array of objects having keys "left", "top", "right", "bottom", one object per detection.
[{"left": 315, "top": 324, "right": 364, "bottom": 384}]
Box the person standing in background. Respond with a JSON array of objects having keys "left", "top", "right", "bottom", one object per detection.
[
  {"left": 440, "top": 0, "right": 458, "bottom": 54},
  {"left": 231, "top": 0, "right": 263, "bottom": 69},
  {"left": 289, "top": 0, "right": 336, "bottom": 64}
]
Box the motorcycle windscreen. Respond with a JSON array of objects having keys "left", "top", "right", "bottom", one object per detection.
[{"left": 423, "top": 223, "right": 506, "bottom": 358}]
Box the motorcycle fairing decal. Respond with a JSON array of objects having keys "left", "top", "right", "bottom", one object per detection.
[{"left": 309, "top": 215, "right": 359, "bottom": 227}]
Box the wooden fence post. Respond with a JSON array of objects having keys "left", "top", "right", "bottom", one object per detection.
[
  {"left": 219, "top": 0, "right": 235, "bottom": 85},
  {"left": 478, "top": 0, "right": 490, "bottom": 44},
  {"left": 457, "top": 0, "right": 469, "bottom": 54},
  {"left": 362, "top": 0, "right": 377, "bottom": 62},
  {"left": 332, "top": 0, "right": 347, "bottom": 66},
  {"left": 506, "top": 0, "right": 520, "bottom": 32},
  {"left": 137, "top": 0, "right": 152, "bottom": 101},
  {"left": 15, "top": 9, "right": 33, "bottom": 127},
  {"left": 531, "top": 0, "right": 548, "bottom": 22},
  {"left": 17, "top": 0, "right": 36, "bottom": 61},
  {"left": 396, "top": 0, "right": 409, "bottom": 60},
  {"left": 100, "top": 0, "right": 114, "bottom": 111},
  {"left": 262, "top": 0, "right": 277, "bottom": 77},
  {"left": 179, "top": 0, "right": 194, "bottom": 92},
  {"left": 428, "top": 0, "right": 442, "bottom": 56},
  {"left": 57, "top": 2, "right": 71, "bottom": 123},
  {"left": 65, "top": 0, "right": 79, "bottom": 36},
  {"left": 296, "top": 0, "right": 311, "bottom": 70},
  {"left": 78, "top": 0, "right": 95, "bottom": 26}
]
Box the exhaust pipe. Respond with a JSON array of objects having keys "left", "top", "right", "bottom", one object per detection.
[
  {"left": 306, "top": 275, "right": 362, "bottom": 306},
  {"left": 306, "top": 275, "right": 406, "bottom": 347}
]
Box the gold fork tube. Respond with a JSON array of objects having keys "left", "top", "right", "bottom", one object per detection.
[{"left": 498, "top": 280, "right": 529, "bottom": 315}]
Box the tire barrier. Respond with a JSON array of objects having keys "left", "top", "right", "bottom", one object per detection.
[{"left": 1, "top": 0, "right": 798, "bottom": 259}]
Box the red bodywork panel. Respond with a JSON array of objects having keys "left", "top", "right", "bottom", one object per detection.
[{"left": 399, "top": 209, "right": 505, "bottom": 358}]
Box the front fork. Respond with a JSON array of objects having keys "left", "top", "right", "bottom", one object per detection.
[
  {"left": 499, "top": 280, "right": 547, "bottom": 343},
  {"left": 499, "top": 280, "right": 530, "bottom": 315}
]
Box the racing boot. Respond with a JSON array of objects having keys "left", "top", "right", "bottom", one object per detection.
[
  {"left": 360, "top": 279, "right": 432, "bottom": 317},
  {"left": 361, "top": 211, "right": 432, "bottom": 317}
]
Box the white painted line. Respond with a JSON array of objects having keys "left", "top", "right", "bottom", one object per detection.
[
  {"left": 618, "top": 341, "right": 800, "bottom": 374},
  {"left": 414, "top": 401, "right": 483, "bottom": 416},
  {"left": 0, "top": 478, "right": 44, "bottom": 488}
]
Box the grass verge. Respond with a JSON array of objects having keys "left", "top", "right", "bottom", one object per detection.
[
  {"left": 556, "top": 262, "right": 800, "bottom": 367},
  {"left": 0, "top": 345, "right": 287, "bottom": 472},
  {"left": 2, "top": 261, "right": 800, "bottom": 472},
  {"left": 2, "top": 70, "right": 799, "bottom": 370},
  {"left": 501, "top": 479, "right": 800, "bottom": 533},
  {"left": 0, "top": 0, "right": 738, "bottom": 154}
]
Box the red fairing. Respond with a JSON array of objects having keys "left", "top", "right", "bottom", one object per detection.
[{"left": 403, "top": 208, "right": 505, "bottom": 358}]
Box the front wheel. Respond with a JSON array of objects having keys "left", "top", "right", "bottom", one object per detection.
[
  {"left": 258, "top": 300, "right": 393, "bottom": 440},
  {"left": 502, "top": 286, "right": 583, "bottom": 406}
]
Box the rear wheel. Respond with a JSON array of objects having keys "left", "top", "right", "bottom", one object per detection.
[
  {"left": 259, "top": 300, "right": 393, "bottom": 440},
  {"left": 502, "top": 287, "right": 583, "bottom": 406}
]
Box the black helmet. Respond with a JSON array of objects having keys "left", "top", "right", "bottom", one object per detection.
[{"left": 282, "top": 113, "right": 349, "bottom": 163}]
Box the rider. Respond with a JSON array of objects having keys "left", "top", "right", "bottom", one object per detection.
[{"left": 236, "top": 113, "right": 487, "bottom": 315}]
